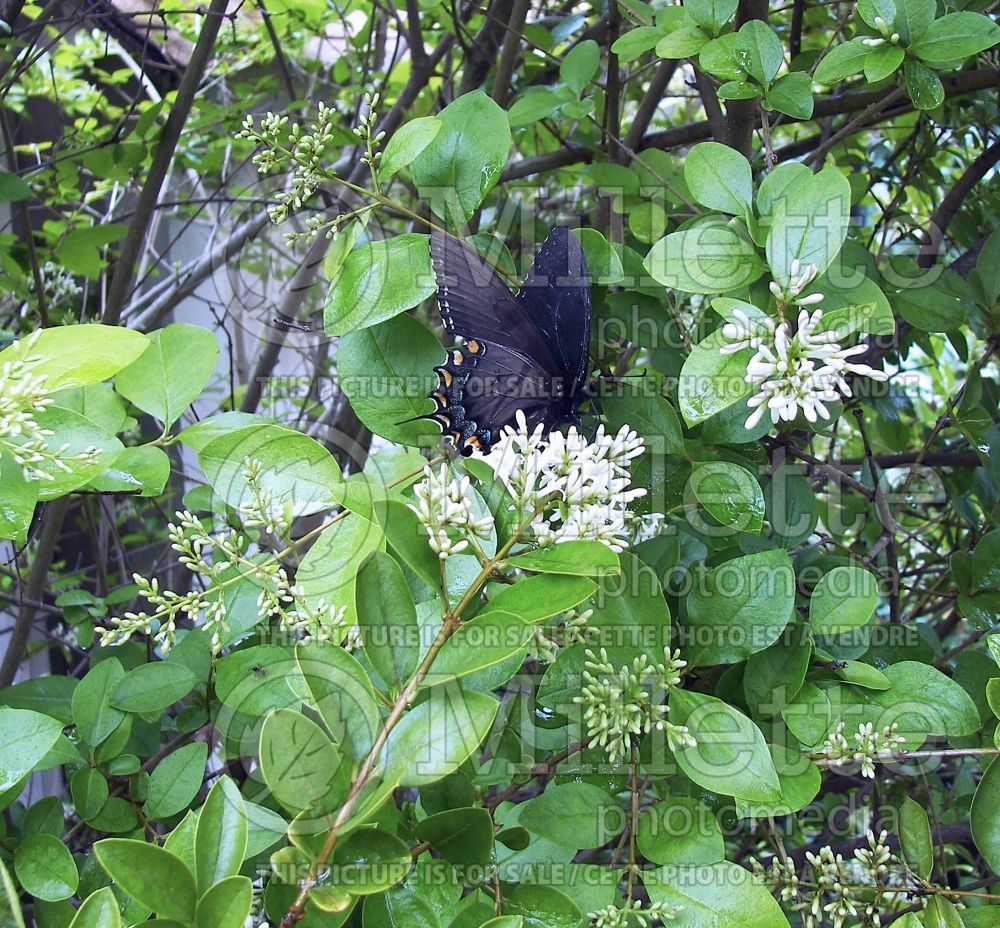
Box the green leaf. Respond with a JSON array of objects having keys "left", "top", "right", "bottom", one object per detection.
[
  {"left": 744, "top": 624, "right": 811, "bottom": 716},
  {"left": 383, "top": 687, "right": 499, "bottom": 787},
  {"left": 72, "top": 658, "right": 126, "bottom": 747},
  {"left": 0, "top": 707, "right": 63, "bottom": 792},
  {"left": 611, "top": 26, "right": 667, "bottom": 61},
  {"left": 85, "top": 445, "right": 171, "bottom": 496},
  {"left": 972, "top": 757, "right": 1000, "bottom": 874},
  {"left": 55, "top": 224, "right": 128, "bottom": 278},
  {"left": 573, "top": 228, "right": 624, "bottom": 285},
  {"left": 199, "top": 423, "right": 345, "bottom": 518},
  {"left": 330, "top": 829, "right": 410, "bottom": 894},
  {"left": 413, "top": 808, "right": 494, "bottom": 867},
  {"left": 637, "top": 796, "right": 724, "bottom": 866},
  {"left": 505, "top": 541, "right": 620, "bottom": 577},
  {"left": 892, "top": 0, "right": 936, "bottom": 42},
  {"left": 904, "top": 60, "right": 944, "bottom": 110},
  {"left": 0, "top": 172, "right": 31, "bottom": 202},
  {"left": 867, "top": 661, "right": 981, "bottom": 745},
  {"left": 194, "top": 776, "right": 249, "bottom": 895},
  {"left": 356, "top": 551, "right": 420, "bottom": 690},
  {"left": 734, "top": 742, "right": 821, "bottom": 819},
  {"left": 0, "top": 455, "right": 37, "bottom": 543},
  {"left": 294, "top": 641, "right": 380, "bottom": 761},
  {"left": 0, "top": 325, "right": 148, "bottom": 392},
  {"left": 95, "top": 839, "right": 196, "bottom": 921},
  {"left": 502, "top": 883, "right": 582, "bottom": 928},
  {"left": 14, "top": 834, "right": 78, "bottom": 901},
  {"left": 338, "top": 312, "right": 441, "bottom": 447},
  {"left": 689, "top": 461, "right": 765, "bottom": 533},
  {"left": 429, "top": 611, "right": 531, "bottom": 685},
  {"left": 20, "top": 405, "right": 122, "bottom": 499},
  {"left": 716, "top": 80, "right": 761, "bottom": 100},
  {"left": 409, "top": 91, "right": 510, "bottom": 224},
  {"left": 68, "top": 887, "right": 120, "bottom": 928},
  {"left": 814, "top": 38, "right": 870, "bottom": 83},
  {"left": 782, "top": 682, "right": 833, "bottom": 747},
  {"left": 899, "top": 796, "right": 933, "bottom": 880},
  {"left": 508, "top": 88, "right": 564, "bottom": 127},
  {"left": 655, "top": 26, "right": 709, "bottom": 59},
  {"left": 144, "top": 742, "right": 208, "bottom": 820},
  {"left": 324, "top": 234, "right": 435, "bottom": 336},
  {"left": 114, "top": 323, "right": 218, "bottom": 428},
  {"left": 295, "top": 510, "right": 384, "bottom": 634},
  {"left": 380, "top": 116, "right": 442, "bottom": 180},
  {"left": 682, "top": 549, "right": 795, "bottom": 665},
  {"left": 645, "top": 222, "right": 764, "bottom": 294},
  {"left": 484, "top": 574, "right": 596, "bottom": 623},
  {"left": 644, "top": 861, "right": 791, "bottom": 927},
  {"left": 520, "top": 782, "right": 624, "bottom": 849},
  {"left": 560, "top": 40, "right": 600, "bottom": 96},
  {"left": 765, "top": 167, "right": 851, "bottom": 288},
  {"left": 684, "top": 142, "right": 752, "bottom": 216},
  {"left": 0, "top": 675, "right": 77, "bottom": 725},
  {"left": 685, "top": 0, "right": 737, "bottom": 35},
  {"left": 864, "top": 44, "right": 904, "bottom": 82},
  {"left": 700, "top": 34, "right": 748, "bottom": 81},
  {"left": 677, "top": 328, "right": 755, "bottom": 425},
  {"left": 110, "top": 661, "right": 198, "bottom": 713},
  {"left": 893, "top": 283, "right": 968, "bottom": 332},
  {"left": 808, "top": 565, "right": 879, "bottom": 634},
  {"left": 69, "top": 767, "right": 109, "bottom": 821},
  {"left": 670, "top": 690, "right": 782, "bottom": 801},
  {"left": 196, "top": 875, "right": 253, "bottom": 928},
  {"left": 259, "top": 709, "right": 350, "bottom": 816},
  {"left": 764, "top": 72, "right": 813, "bottom": 119},
  {"left": 734, "top": 20, "right": 784, "bottom": 86}
]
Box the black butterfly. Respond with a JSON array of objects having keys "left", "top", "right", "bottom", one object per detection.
[{"left": 422, "top": 227, "right": 592, "bottom": 456}]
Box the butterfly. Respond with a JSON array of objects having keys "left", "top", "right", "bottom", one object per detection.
[{"left": 422, "top": 226, "right": 593, "bottom": 456}]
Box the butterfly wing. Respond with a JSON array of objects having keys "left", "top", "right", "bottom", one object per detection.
[
  {"left": 425, "top": 230, "right": 590, "bottom": 455},
  {"left": 516, "top": 226, "right": 592, "bottom": 391}
]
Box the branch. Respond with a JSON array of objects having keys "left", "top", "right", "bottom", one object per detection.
[
  {"left": 502, "top": 68, "right": 999, "bottom": 180},
  {"left": 102, "top": 0, "right": 229, "bottom": 325},
  {"left": 491, "top": 0, "right": 530, "bottom": 107},
  {"left": 0, "top": 498, "right": 71, "bottom": 689}
]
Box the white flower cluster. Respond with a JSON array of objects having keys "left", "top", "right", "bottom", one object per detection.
[
  {"left": 237, "top": 101, "right": 337, "bottom": 224},
  {"left": 410, "top": 463, "right": 496, "bottom": 559},
  {"left": 721, "top": 263, "right": 888, "bottom": 429},
  {"left": 484, "top": 411, "right": 646, "bottom": 552},
  {"left": 589, "top": 900, "right": 682, "bottom": 928},
  {"left": 821, "top": 721, "right": 906, "bottom": 778},
  {"left": 573, "top": 646, "right": 692, "bottom": 765},
  {"left": 0, "top": 333, "right": 101, "bottom": 482},
  {"left": 753, "top": 831, "right": 898, "bottom": 928}
]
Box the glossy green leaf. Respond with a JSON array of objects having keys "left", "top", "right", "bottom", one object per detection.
[
  {"left": 196, "top": 875, "right": 254, "bottom": 928},
  {"left": 520, "top": 782, "right": 625, "bottom": 849},
  {"left": 144, "top": 742, "right": 208, "bottom": 820},
  {"left": 324, "top": 234, "right": 435, "bottom": 335},
  {"left": 0, "top": 707, "right": 64, "bottom": 792},
  {"left": 645, "top": 222, "right": 764, "bottom": 294},
  {"left": 114, "top": 323, "right": 218, "bottom": 428},
  {"left": 14, "top": 834, "right": 78, "bottom": 901},
  {"left": 194, "top": 776, "right": 249, "bottom": 895},
  {"left": 684, "top": 142, "right": 752, "bottom": 216},
  {"left": 409, "top": 91, "right": 510, "bottom": 223},
  {"left": 505, "top": 541, "right": 620, "bottom": 577},
  {"left": 356, "top": 550, "right": 420, "bottom": 689},
  {"left": 95, "top": 839, "right": 196, "bottom": 921},
  {"left": 110, "top": 661, "right": 198, "bottom": 713}
]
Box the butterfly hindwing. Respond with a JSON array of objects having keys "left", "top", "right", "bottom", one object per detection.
[
  {"left": 517, "top": 226, "right": 592, "bottom": 391},
  {"left": 425, "top": 228, "right": 592, "bottom": 455}
]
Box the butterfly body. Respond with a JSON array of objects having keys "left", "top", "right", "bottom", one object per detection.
[{"left": 424, "top": 227, "right": 592, "bottom": 456}]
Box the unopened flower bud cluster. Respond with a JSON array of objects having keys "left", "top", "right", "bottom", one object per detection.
[
  {"left": 752, "top": 830, "right": 899, "bottom": 928},
  {"left": 0, "top": 333, "right": 102, "bottom": 482},
  {"left": 573, "top": 646, "right": 692, "bottom": 765}
]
